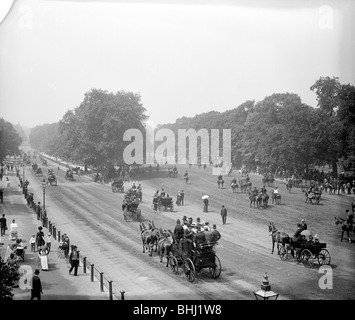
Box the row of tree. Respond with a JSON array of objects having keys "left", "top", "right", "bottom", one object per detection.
[
  {"left": 29, "top": 77, "right": 355, "bottom": 178},
  {"left": 0, "top": 118, "right": 22, "bottom": 162}
]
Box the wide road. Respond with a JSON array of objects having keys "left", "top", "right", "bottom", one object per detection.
[{"left": 24, "top": 159, "right": 355, "bottom": 300}]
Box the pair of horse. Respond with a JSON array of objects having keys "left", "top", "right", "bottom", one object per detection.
[
  {"left": 249, "top": 192, "right": 269, "bottom": 208},
  {"left": 140, "top": 221, "right": 174, "bottom": 264}
]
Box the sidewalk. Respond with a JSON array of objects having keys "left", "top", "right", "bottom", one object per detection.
[{"left": 0, "top": 173, "right": 113, "bottom": 300}]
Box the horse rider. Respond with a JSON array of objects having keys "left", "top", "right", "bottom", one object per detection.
[{"left": 252, "top": 187, "right": 258, "bottom": 196}]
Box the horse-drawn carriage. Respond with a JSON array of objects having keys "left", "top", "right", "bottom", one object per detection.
[
  {"left": 32, "top": 163, "right": 38, "bottom": 172},
  {"left": 153, "top": 196, "right": 174, "bottom": 212},
  {"left": 122, "top": 200, "right": 141, "bottom": 222},
  {"left": 47, "top": 169, "right": 57, "bottom": 186},
  {"left": 111, "top": 179, "right": 124, "bottom": 193},
  {"left": 65, "top": 169, "right": 74, "bottom": 180},
  {"left": 36, "top": 167, "right": 43, "bottom": 176},
  {"left": 279, "top": 240, "right": 331, "bottom": 267},
  {"left": 168, "top": 240, "right": 221, "bottom": 283}
]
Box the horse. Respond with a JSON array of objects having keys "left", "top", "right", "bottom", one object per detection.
[
  {"left": 139, "top": 221, "right": 157, "bottom": 256},
  {"left": 231, "top": 181, "right": 238, "bottom": 193},
  {"left": 249, "top": 192, "right": 257, "bottom": 208},
  {"left": 157, "top": 228, "right": 174, "bottom": 266},
  {"left": 268, "top": 222, "right": 291, "bottom": 254},
  {"left": 286, "top": 181, "right": 292, "bottom": 193},
  {"left": 148, "top": 220, "right": 160, "bottom": 253},
  {"left": 334, "top": 217, "right": 354, "bottom": 243},
  {"left": 271, "top": 192, "right": 281, "bottom": 205}
]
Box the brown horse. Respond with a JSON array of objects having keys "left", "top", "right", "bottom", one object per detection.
[
  {"left": 268, "top": 222, "right": 290, "bottom": 254},
  {"left": 148, "top": 220, "right": 160, "bottom": 253},
  {"left": 157, "top": 228, "right": 174, "bottom": 266},
  {"left": 140, "top": 221, "right": 157, "bottom": 256},
  {"left": 334, "top": 217, "right": 354, "bottom": 243}
]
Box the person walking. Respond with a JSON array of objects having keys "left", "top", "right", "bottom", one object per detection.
[
  {"left": 221, "top": 205, "right": 227, "bottom": 225},
  {"left": 69, "top": 245, "right": 80, "bottom": 276},
  {"left": 0, "top": 213, "right": 7, "bottom": 236},
  {"left": 30, "top": 269, "right": 43, "bottom": 300},
  {"left": 38, "top": 245, "right": 49, "bottom": 271},
  {"left": 29, "top": 234, "right": 36, "bottom": 252},
  {"left": 180, "top": 190, "right": 184, "bottom": 206},
  {"left": 36, "top": 226, "right": 45, "bottom": 251},
  {"left": 203, "top": 198, "right": 209, "bottom": 212},
  {"left": 45, "top": 233, "right": 52, "bottom": 252}
]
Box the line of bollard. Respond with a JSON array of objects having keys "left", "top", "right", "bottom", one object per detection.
[
  {"left": 100, "top": 272, "right": 104, "bottom": 292},
  {"left": 91, "top": 264, "right": 94, "bottom": 282},
  {"left": 120, "top": 290, "right": 125, "bottom": 300},
  {"left": 109, "top": 281, "right": 113, "bottom": 300},
  {"left": 83, "top": 257, "right": 86, "bottom": 274}
]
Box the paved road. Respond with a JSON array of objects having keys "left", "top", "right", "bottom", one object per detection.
[{"left": 12, "top": 158, "right": 355, "bottom": 300}]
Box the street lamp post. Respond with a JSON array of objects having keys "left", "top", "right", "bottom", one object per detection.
[
  {"left": 42, "top": 178, "right": 46, "bottom": 212},
  {"left": 253, "top": 272, "right": 279, "bottom": 300}
]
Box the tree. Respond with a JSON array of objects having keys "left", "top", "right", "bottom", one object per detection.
[{"left": 0, "top": 118, "right": 22, "bottom": 162}]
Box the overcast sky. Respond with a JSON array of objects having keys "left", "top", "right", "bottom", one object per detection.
[{"left": 0, "top": 0, "right": 354, "bottom": 128}]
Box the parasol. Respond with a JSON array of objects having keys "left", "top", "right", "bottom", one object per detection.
[
  {"left": 301, "top": 230, "right": 311, "bottom": 237},
  {"left": 201, "top": 195, "right": 209, "bottom": 200}
]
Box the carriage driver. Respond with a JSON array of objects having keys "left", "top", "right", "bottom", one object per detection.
[{"left": 173, "top": 219, "right": 184, "bottom": 244}]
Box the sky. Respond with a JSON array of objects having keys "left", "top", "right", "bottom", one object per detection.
[{"left": 0, "top": 0, "right": 354, "bottom": 129}]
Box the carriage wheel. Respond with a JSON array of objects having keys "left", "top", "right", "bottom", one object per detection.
[
  {"left": 317, "top": 249, "right": 331, "bottom": 265},
  {"left": 183, "top": 258, "right": 196, "bottom": 283},
  {"left": 279, "top": 245, "right": 288, "bottom": 261},
  {"left": 169, "top": 254, "right": 179, "bottom": 274},
  {"left": 209, "top": 255, "right": 221, "bottom": 278},
  {"left": 301, "top": 249, "right": 313, "bottom": 267}
]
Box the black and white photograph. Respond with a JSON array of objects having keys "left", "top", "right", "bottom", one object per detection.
[{"left": 0, "top": 0, "right": 354, "bottom": 307}]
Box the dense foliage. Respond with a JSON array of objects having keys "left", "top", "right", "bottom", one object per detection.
[
  {"left": 29, "top": 89, "right": 148, "bottom": 177},
  {"left": 0, "top": 118, "right": 22, "bottom": 162}
]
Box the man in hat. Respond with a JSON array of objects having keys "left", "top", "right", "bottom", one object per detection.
[
  {"left": 30, "top": 269, "right": 43, "bottom": 300},
  {"left": 221, "top": 205, "right": 227, "bottom": 225}
]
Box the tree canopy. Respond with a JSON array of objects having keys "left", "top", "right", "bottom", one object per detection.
[{"left": 0, "top": 118, "right": 22, "bottom": 162}]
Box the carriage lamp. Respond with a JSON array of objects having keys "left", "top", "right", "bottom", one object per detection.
[
  {"left": 42, "top": 178, "right": 46, "bottom": 212},
  {"left": 253, "top": 272, "right": 279, "bottom": 300}
]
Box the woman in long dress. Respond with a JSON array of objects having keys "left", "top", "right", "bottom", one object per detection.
[{"left": 38, "top": 245, "right": 49, "bottom": 271}]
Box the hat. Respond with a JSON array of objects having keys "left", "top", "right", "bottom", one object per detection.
[
  {"left": 48, "top": 233, "right": 51, "bottom": 236},
  {"left": 212, "top": 224, "right": 217, "bottom": 229},
  {"left": 32, "top": 234, "right": 35, "bottom": 236},
  {"left": 314, "top": 234, "right": 319, "bottom": 239},
  {"left": 301, "top": 219, "right": 305, "bottom": 222},
  {"left": 204, "top": 226, "right": 209, "bottom": 231},
  {"left": 34, "top": 269, "right": 40, "bottom": 275}
]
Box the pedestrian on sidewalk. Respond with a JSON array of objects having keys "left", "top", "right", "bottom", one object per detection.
[
  {"left": 29, "top": 234, "right": 36, "bottom": 252},
  {"left": 30, "top": 269, "right": 43, "bottom": 300},
  {"left": 0, "top": 213, "right": 7, "bottom": 236},
  {"left": 221, "top": 205, "right": 227, "bottom": 225},
  {"left": 36, "top": 202, "right": 41, "bottom": 220},
  {"left": 36, "top": 226, "right": 45, "bottom": 250},
  {"left": 69, "top": 245, "right": 80, "bottom": 276},
  {"left": 38, "top": 245, "right": 49, "bottom": 271},
  {"left": 45, "top": 233, "right": 52, "bottom": 252},
  {"left": 6, "top": 177, "right": 10, "bottom": 188}
]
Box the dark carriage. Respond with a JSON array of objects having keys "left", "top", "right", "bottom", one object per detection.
[
  {"left": 156, "top": 197, "right": 174, "bottom": 212},
  {"left": 65, "top": 170, "right": 74, "bottom": 180},
  {"left": 47, "top": 169, "right": 57, "bottom": 186},
  {"left": 32, "top": 163, "right": 38, "bottom": 171},
  {"left": 279, "top": 239, "right": 331, "bottom": 267},
  {"left": 168, "top": 240, "right": 221, "bottom": 283},
  {"left": 111, "top": 180, "right": 124, "bottom": 193},
  {"left": 122, "top": 200, "right": 141, "bottom": 222},
  {"left": 36, "top": 167, "right": 43, "bottom": 176}
]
